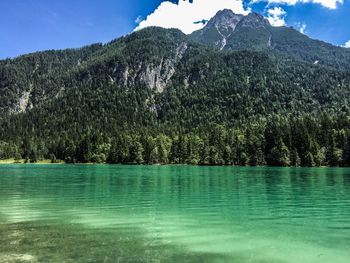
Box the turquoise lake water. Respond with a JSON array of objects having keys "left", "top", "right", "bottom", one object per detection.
[{"left": 0, "top": 165, "right": 349, "bottom": 262}]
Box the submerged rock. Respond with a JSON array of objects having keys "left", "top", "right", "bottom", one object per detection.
[{"left": 0, "top": 254, "right": 36, "bottom": 263}]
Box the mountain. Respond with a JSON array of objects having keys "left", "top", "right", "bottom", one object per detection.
[
  {"left": 0, "top": 11, "right": 350, "bottom": 166},
  {"left": 190, "top": 10, "right": 350, "bottom": 69},
  {"left": 190, "top": 10, "right": 268, "bottom": 51}
]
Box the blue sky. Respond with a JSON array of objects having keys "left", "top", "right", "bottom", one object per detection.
[{"left": 0, "top": 0, "right": 349, "bottom": 59}]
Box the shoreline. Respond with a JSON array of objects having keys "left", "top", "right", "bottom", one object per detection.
[
  {"left": 0, "top": 159, "right": 65, "bottom": 165},
  {"left": 0, "top": 159, "right": 343, "bottom": 168}
]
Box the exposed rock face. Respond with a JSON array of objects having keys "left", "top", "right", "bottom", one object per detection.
[
  {"left": 18, "top": 91, "right": 31, "bottom": 112},
  {"left": 11, "top": 87, "right": 33, "bottom": 114},
  {"left": 238, "top": 12, "right": 270, "bottom": 28},
  {"left": 121, "top": 42, "right": 188, "bottom": 93},
  {"left": 140, "top": 60, "right": 175, "bottom": 93},
  {"left": 206, "top": 9, "right": 243, "bottom": 31}
]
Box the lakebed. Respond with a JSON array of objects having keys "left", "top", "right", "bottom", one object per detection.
[{"left": 0, "top": 165, "right": 349, "bottom": 262}]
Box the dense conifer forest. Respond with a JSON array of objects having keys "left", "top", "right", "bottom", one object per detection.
[{"left": 1, "top": 11, "right": 350, "bottom": 166}]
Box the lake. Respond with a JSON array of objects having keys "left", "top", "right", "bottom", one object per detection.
[{"left": 0, "top": 165, "right": 349, "bottom": 263}]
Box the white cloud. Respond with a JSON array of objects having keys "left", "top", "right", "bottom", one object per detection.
[
  {"left": 295, "top": 22, "right": 307, "bottom": 34},
  {"left": 134, "top": 0, "right": 249, "bottom": 34},
  {"left": 299, "top": 24, "right": 306, "bottom": 34},
  {"left": 135, "top": 16, "right": 143, "bottom": 24},
  {"left": 266, "top": 7, "right": 287, "bottom": 26},
  {"left": 251, "top": 0, "right": 343, "bottom": 10},
  {"left": 342, "top": 40, "right": 350, "bottom": 48}
]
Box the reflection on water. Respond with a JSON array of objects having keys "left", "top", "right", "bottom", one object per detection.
[{"left": 0, "top": 165, "right": 350, "bottom": 262}]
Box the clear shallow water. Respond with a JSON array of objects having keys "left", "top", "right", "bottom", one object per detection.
[{"left": 0, "top": 165, "right": 350, "bottom": 262}]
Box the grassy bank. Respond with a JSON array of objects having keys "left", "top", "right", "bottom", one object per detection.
[{"left": 0, "top": 159, "right": 65, "bottom": 164}]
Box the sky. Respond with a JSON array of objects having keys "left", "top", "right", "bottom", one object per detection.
[{"left": 0, "top": 0, "right": 349, "bottom": 59}]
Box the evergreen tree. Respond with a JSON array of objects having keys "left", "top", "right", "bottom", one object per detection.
[{"left": 269, "top": 139, "right": 290, "bottom": 167}]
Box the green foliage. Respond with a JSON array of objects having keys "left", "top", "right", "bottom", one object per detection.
[
  {"left": 0, "top": 141, "right": 17, "bottom": 159},
  {"left": 269, "top": 139, "right": 290, "bottom": 167},
  {"left": 0, "top": 27, "right": 350, "bottom": 166}
]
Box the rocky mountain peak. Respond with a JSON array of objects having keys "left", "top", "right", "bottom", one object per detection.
[
  {"left": 238, "top": 12, "right": 270, "bottom": 28},
  {"left": 206, "top": 9, "right": 244, "bottom": 30}
]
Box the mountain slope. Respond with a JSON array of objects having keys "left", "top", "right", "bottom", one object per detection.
[
  {"left": 190, "top": 10, "right": 350, "bottom": 69},
  {"left": 0, "top": 12, "right": 350, "bottom": 166},
  {"left": 0, "top": 28, "right": 188, "bottom": 114},
  {"left": 2, "top": 27, "right": 349, "bottom": 127}
]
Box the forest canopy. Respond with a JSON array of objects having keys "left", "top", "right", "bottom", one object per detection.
[{"left": 1, "top": 26, "right": 350, "bottom": 166}]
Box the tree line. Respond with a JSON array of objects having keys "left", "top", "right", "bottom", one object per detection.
[{"left": 1, "top": 113, "right": 349, "bottom": 167}]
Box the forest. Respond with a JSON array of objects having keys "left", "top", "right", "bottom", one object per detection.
[
  {"left": 1, "top": 27, "right": 350, "bottom": 166},
  {"left": 1, "top": 113, "right": 350, "bottom": 167}
]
